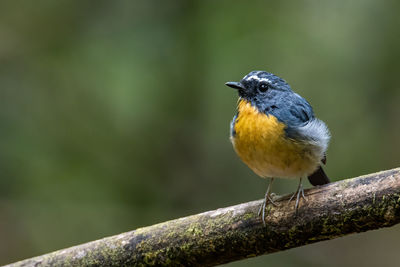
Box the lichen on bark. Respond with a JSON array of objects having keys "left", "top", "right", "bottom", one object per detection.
[{"left": 5, "top": 168, "right": 400, "bottom": 267}]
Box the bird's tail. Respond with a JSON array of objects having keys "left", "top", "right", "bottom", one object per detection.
[{"left": 308, "top": 166, "right": 330, "bottom": 186}]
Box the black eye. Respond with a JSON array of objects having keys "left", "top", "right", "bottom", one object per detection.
[{"left": 258, "top": 83, "right": 269, "bottom": 93}]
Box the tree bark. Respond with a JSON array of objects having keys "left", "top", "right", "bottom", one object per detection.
[{"left": 5, "top": 168, "right": 400, "bottom": 267}]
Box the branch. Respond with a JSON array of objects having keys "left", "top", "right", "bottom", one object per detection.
[{"left": 5, "top": 168, "right": 400, "bottom": 267}]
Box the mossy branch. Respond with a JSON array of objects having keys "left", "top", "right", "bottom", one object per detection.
[{"left": 5, "top": 168, "right": 400, "bottom": 267}]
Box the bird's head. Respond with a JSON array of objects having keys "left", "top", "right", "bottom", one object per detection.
[{"left": 226, "top": 71, "right": 292, "bottom": 104}]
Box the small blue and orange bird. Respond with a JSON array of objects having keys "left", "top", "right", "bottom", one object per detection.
[{"left": 226, "top": 71, "right": 331, "bottom": 224}]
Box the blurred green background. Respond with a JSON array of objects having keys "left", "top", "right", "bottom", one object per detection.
[{"left": 1, "top": 1, "right": 400, "bottom": 266}]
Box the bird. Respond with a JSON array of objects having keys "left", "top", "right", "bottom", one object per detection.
[{"left": 226, "top": 70, "right": 331, "bottom": 225}]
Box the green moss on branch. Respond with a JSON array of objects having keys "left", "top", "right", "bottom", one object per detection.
[{"left": 5, "top": 168, "right": 400, "bottom": 267}]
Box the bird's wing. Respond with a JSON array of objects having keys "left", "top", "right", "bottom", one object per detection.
[
  {"left": 287, "top": 93, "right": 314, "bottom": 124},
  {"left": 287, "top": 95, "right": 331, "bottom": 185},
  {"left": 269, "top": 93, "right": 314, "bottom": 137}
]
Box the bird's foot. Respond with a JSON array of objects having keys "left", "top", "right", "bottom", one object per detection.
[
  {"left": 288, "top": 179, "right": 306, "bottom": 214},
  {"left": 257, "top": 179, "right": 280, "bottom": 226}
]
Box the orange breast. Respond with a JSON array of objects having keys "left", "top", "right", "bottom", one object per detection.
[{"left": 231, "top": 99, "right": 319, "bottom": 178}]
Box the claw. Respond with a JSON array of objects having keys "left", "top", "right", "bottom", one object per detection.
[
  {"left": 268, "top": 195, "right": 280, "bottom": 206},
  {"left": 288, "top": 177, "right": 306, "bottom": 214},
  {"left": 258, "top": 178, "right": 275, "bottom": 226}
]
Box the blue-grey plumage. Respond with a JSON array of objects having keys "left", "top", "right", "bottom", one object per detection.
[{"left": 226, "top": 70, "right": 331, "bottom": 224}]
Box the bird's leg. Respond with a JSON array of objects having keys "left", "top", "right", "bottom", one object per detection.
[
  {"left": 258, "top": 178, "right": 278, "bottom": 226},
  {"left": 288, "top": 177, "right": 306, "bottom": 214}
]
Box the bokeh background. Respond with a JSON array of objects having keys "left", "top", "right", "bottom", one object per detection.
[{"left": 1, "top": 1, "right": 400, "bottom": 266}]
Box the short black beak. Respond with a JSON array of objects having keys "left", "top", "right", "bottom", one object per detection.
[{"left": 225, "top": 81, "right": 245, "bottom": 90}]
